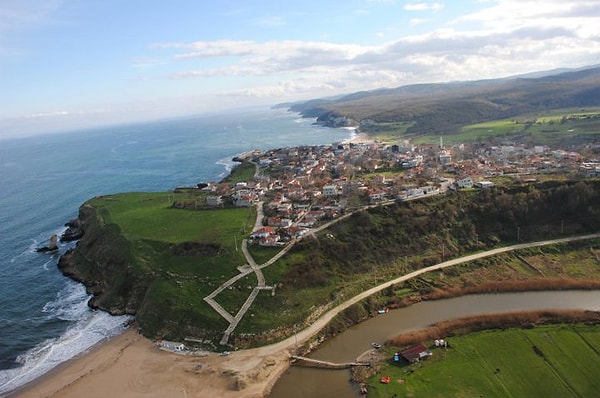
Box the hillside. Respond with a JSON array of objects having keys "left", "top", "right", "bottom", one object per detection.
[
  {"left": 288, "top": 66, "right": 600, "bottom": 137},
  {"left": 59, "top": 178, "right": 600, "bottom": 346}
]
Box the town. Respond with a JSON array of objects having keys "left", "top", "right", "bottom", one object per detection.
[{"left": 180, "top": 137, "right": 600, "bottom": 247}]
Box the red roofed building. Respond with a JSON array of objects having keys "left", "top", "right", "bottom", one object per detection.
[
  {"left": 396, "top": 344, "right": 432, "bottom": 364},
  {"left": 250, "top": 226, "right": 276, "bottom": 239}
]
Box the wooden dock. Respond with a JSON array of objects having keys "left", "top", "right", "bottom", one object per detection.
[{"left": 290, "top": 355, "right": 370, "bottom": 369}]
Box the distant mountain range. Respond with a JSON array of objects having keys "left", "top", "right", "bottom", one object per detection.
[{"left": 282, "top": 65, "right": 600, "bottom": 135}]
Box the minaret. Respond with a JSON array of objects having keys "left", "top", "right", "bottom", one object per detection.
[{"left": 440, "top": 135, "right": 444, "bottom": 150}]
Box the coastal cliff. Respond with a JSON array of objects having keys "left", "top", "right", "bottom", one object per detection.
[
  {"left": 58, "top": 204, "right": 147, "bottom": 316},
  {"left": 56, "top": 180, "right": 600, "bottom": 346}
]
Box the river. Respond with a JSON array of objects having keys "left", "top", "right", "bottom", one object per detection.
[{"left": 269, "top": 290, "right": 600, "bottom": 398}]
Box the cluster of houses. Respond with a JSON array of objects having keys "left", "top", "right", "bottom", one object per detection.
[{"left": 197, "top": 139, "right": 598, "bottom": 246}]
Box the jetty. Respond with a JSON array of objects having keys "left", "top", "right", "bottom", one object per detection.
[{"left": 290, "top": 355, "right": 370, "bottom": 370}]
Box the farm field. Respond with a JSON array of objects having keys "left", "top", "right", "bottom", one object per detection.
[
  {"left": 412, "top": 107, "right": 600, "bottom": 146},
  {"left": 368, "top": 324, "right": 600, "bottom": 397}
]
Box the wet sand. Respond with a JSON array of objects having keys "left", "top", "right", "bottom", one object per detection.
[{"left": 10, "top": 329, "right": 291, "bottom": 398}]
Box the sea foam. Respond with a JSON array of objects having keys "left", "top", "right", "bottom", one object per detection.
[{"left": 0, "top": 281, "right": 131, "bottom": 395}]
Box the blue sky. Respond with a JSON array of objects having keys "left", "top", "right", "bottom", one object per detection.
[{"left": 1, "top": 0, "right": 599, "bottom": 138}]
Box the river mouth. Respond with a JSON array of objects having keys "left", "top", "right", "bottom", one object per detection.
[{"left": 269, "top": 290, "right": 600, "bottom": 398}]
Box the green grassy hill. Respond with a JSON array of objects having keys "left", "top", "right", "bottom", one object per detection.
[
  {"left": 289, "top": 67, "right": 600, "bottom": 143},
  {"left": 60, "top": 179, "right": 600, "bottom": 345}
]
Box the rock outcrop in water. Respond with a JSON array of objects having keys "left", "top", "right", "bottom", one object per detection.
[
  {"left": 60, "top": 218, "right": 84, "bottom": 242},
  {"left": 36, "top": 234, "right": 59, "bottom": 252}
]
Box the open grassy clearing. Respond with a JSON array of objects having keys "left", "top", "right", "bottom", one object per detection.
[
  {"left": 85, "top": 191, "right": 258, "bottom": 337},
  {"left": 409, "top": 108, "right": 600, "bottom": 146},
  {"left": 368, "top": 324, "right": 600, "bottom": 398},
  {"left": 89, "top": 192, "right": 254, "bottom": 244},
  {"left": 359, "top": 121, "right": 415, "bottom": 142},
  {"left": 221, "top": 160, "right": 256, "bottom": 184}
]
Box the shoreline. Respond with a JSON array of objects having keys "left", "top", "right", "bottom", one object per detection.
[
  {"left": 9, "top": 287, "right": 600, "bottom": 397},
  {"left": 9, "top": 328, "right": 293, "bottom": 398},
  {"left": 11, "top": 233, "right": 600, "bottom": 397}
]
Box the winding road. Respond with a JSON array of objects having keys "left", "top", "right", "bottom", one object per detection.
[{"left": 247, "top": 232, "right": 600, "bottom": 357}]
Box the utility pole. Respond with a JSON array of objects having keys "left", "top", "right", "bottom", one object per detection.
[{"left": 517, "top": 226, "right": 520, "bottom": 242}]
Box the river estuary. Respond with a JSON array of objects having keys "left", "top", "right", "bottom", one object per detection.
[{"left": 269, "top": 290, "right": 600, "bottom": 397}]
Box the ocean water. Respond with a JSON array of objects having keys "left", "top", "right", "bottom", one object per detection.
[{"left": 0, "top": 107, "right": 353, "bottom": 394}]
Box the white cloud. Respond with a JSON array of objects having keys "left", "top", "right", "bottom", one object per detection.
[
  {"left": 409, "top": 18, "right": 428, "bottom": 26},
  {"left": 151, "top": 3, "right": 599, "bottom": 103},
  {"left": 457, "top": 0, "right": 600, "bottom": 36},
  {"left": 404, "top": 2, "right": 445, "bottom": 11}
]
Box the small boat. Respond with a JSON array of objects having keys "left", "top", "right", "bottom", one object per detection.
[
  {"left": 380, "top": 375, "right": 391, "bottom": 384},
  {"left": 371, "top": 342, "right": 381, "bottom": 349},
  {"left": 377, "top": 308, "right": 389, "bottom": 314},
  {"left": 220, "top": 350, "right": 230, "bottom": 356}
]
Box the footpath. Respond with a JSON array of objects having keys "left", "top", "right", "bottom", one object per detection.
[{"left": 203, "top": 193, "right": 600, "bottom": 346}]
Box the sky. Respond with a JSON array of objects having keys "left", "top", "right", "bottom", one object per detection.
[{"left": 1, "top": 0, "right": 599, "bottom": 138}]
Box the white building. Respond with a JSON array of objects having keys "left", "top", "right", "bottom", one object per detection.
[
  {"left": 456, "top": 176, "right": 473, "bottom": 189},
  {"left": 322, "top": 184, "right": 339, "bottom": 197}
]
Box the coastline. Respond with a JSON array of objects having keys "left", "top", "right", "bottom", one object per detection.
[
  {"left": 9, "top": 328, "right": 291, "bottom": 398},
  {"left": 13, "top": 233, "right": 600, "bottom": 397},
  {"left": 8, "top": 127, "right": 369, "bottom": 398}
]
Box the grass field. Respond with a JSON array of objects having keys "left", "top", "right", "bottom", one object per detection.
[
  {"left": 85, "top": 191, "right": 259, "bottom": 337},
  {"left": 222, "top": 160, "right": 256, "bottom": 184},
  {"left": 90, "top": 192, "right": 254, "bottom": 244},
  {"left": 410, "top": 107, "right": 600, "bottom": 146},
  {"left": 368, "top": 324, "right": 600, "bottom": 397}
]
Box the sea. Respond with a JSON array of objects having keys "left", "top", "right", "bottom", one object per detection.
[{"left": 0, "top": 107, "right": 354, "bottom": 395}]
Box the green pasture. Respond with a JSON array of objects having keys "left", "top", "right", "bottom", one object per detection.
[
  {"left": 368, "top": 324, "right": 600, "bottom": 397},
  {"left": 88, "top": 192, "right": 254, "bottom": 244},
  {"left": 222, "top": 160, "right": 256, "bottom": 184},
  {"left": 411, "top": 108, "right": 600, "bottom": 146},
  {"left": 360, "top": 121, "right": 415, "bottom": 142},
  {"left": 86, "top": 192, "right": 259, "bottom": 337}
]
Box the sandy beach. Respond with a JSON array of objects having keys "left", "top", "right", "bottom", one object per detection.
[{"left": 9, "top": 328, "right": 291, "bottom": 398}]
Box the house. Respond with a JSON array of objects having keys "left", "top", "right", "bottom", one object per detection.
[
  {"left": 250, "top": 226, "right": 276, "bottom": 239},
  {"left": 322, "top": 184, "right": 339, "bottom": 197},
  {"left": 455, "top": 176, "right": 473, "bottom": 189},
  {"left": 234, "top": 194, "right": 254, "bottom": 207},
  {"left": 205, "top": 196, "right": 223, "bottom": 207},
  {"left": 267, "top": 217, "right": 292, "bottom": 228},
  {"left": 474, "top": 181, "right": 495, "bottom": 189},
  {"left": 394, "top": 344, "right": 432, "bottom": 364},
  {"left": 284, "top": 226, "right": 309, "bottom": 238},
  {"left": 157, "top": 340, "right": 186, "bottom": 352},
  {"left": 259, "top": 234, "right": 281, "bottom": 246},
  {"left": 439, "top": 151, "right": 452, "bottom": 165},
  {"left": 368, "top": 190, "right": 386, "bottom": 203}
]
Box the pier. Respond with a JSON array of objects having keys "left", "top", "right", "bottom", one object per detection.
[{"left": 290, "top": 355, "right": 370, "bottom": 370}]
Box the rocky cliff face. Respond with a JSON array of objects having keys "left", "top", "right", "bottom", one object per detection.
[
  {"left": 57, "top": 204, "right": 148, "bottom": 316},
  {"left": 315, "top": 111, "right": 357, "bottom": 128}
]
